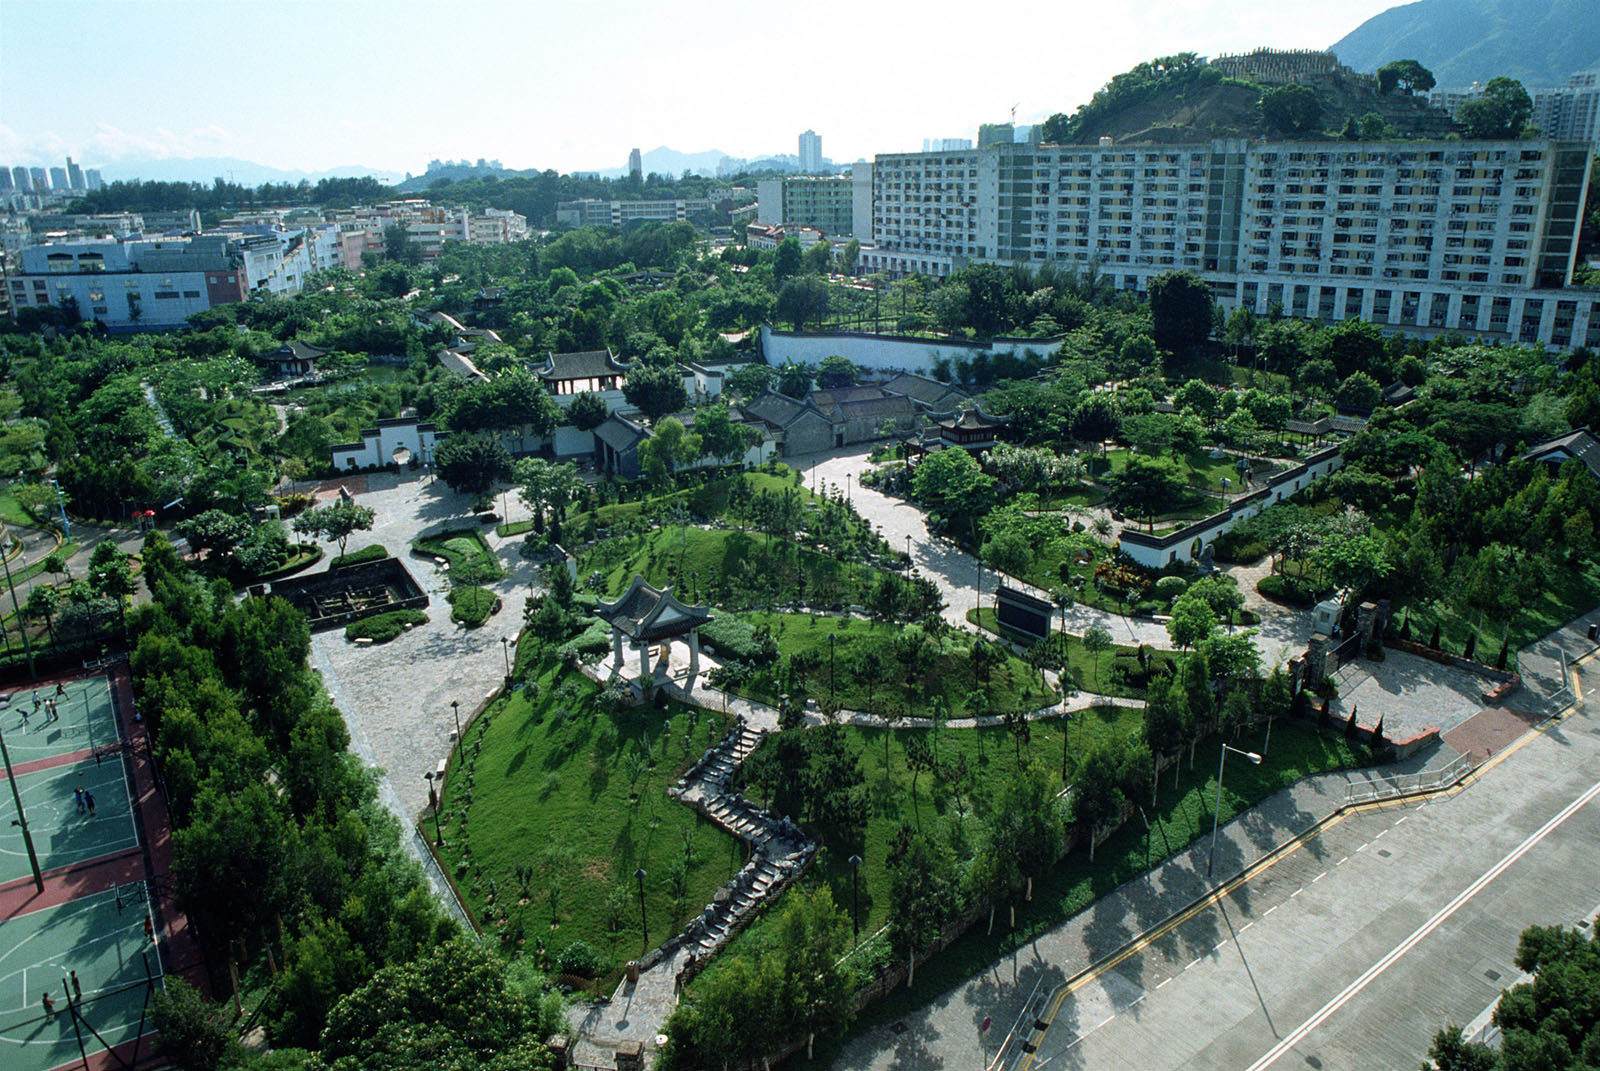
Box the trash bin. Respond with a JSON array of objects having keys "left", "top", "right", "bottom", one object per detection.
[
  {"left": 625, "top": 960, "right": 640, "bottom": 983},
  {"left": 1587, "top": 623, "right": 1597, "bottom": 642}
]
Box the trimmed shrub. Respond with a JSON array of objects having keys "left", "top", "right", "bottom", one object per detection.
[
  {"left": 555, "top": 940, "right": 602, "bottom": 978},
  {"left": 698, "top": 614, "right": 777, "bottom": 664},
  {"left": 448, "top": 586, "right": 497, "bottom": 627},
  {"left": 1256, "top": 574, "right": 1318, "bottom": 609},
  {"left": 330, "top": 544, "right": 389, "bottom": 569},
  {"left": 345, "top": 609, "right": 427, "bottom": 644}
]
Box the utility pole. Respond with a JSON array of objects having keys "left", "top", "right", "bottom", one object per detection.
[{"left": 0, "top": 723, "right": 44, "bottom": 891}]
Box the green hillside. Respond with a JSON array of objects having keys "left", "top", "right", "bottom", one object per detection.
[
  {"left": 1331, "top": 0, "right": 1600, "bottom": 88},
  {"left": 1040, "top": 53, "right": 1456, "bottom": 146}
]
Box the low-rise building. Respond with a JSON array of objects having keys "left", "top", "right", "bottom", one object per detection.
[{"left": 10, "top": 235, "right": 245, "bottom": 329}]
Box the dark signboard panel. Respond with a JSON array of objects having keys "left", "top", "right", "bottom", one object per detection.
[{"left": 996, "top": 584, "right": 1052, "bottom": 640}]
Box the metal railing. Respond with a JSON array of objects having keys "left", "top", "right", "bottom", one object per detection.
[{"left": 1343, "top": 752, "right": 1472, "bottom": 805}]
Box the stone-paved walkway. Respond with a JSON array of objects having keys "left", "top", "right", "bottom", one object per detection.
[{"left": 800, "top": 447, "right": 1317, "bottom": 664}]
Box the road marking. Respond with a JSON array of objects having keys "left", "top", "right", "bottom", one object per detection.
[
  {"left": 1240, "top": 922, "right": 1253, "bottom": 933},
  {"left": 1336, "top": 856, "right": 1348, "bottom": 866},
  {"left": 1186, "top": 958, "right": 1200, "bottom": 971},
  {"left": 1265, "top": 904, "right": 1279, "bottom": 916},
  {"left": 1290, "top": 889, "right": 1302, "bottom": 898},
  {"left": 1375, "top": 829, "right": 1387, "bottom": 839},
  {"left": 1214, "top": 941, "right": 1227, "bottom": 953},
  {"left": 1244, "top": 776, "right": 1600, "bottom": 1071},
  {"left": 1396, "top": 816, "right": 1409, "bottom": 825},
  {"left": 1157, "top": 977, "right": 1172, "bottom": 990},
  {"left": 1312, "top": 871, "right": 1326, "bottom": 883}
]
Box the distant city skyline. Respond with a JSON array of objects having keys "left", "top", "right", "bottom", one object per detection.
[{"left": 2, "top": 0, "right": 1399, "bottom": 177}]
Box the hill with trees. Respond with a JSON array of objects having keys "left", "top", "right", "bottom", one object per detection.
[
  {"left": 1038, "top": 53, "right": 1456, "bottom": 146},
  {"left": 1331, "top": 0, "right": 1600, "bottom": 88}
]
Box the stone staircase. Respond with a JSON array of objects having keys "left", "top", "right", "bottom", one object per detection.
[{"left": 664, "top": 718, "right": 814, "bottom": 969}]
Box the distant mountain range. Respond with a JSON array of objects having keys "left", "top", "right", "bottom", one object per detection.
[
  {"left": 93, "top": 156, "right": 403, "bottom": 187},
  {"left": 1331, "top": 0, "right": 1600, "bottom": 88}
]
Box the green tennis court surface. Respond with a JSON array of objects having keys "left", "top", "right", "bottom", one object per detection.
[
  {"left": 0, "top": 758, "right": 135, "bottom": 886},
  {"left": 1, "top": 680, "right": 119, "bottom": 765},
  {"left": 0, "top": 887, "right": 161, "bottom": 1071}
]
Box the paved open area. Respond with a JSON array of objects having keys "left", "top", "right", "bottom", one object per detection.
[
  {"left": 304, "top": 470, "right": 542, "bottom": 819},
  {"left": 1326, "top": 649, "right": 1490, "bottom": 742}
]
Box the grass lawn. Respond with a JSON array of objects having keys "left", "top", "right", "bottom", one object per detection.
[
  {"left": 772, "top": 719, "right": 1374, "bottom": 1065},
  {"left": 0, "top": 486, "right": 40, "bottom": 530},
  {"left": 583, "top": 525, "right": 877, "bottom": 610},
  {"left": 727, "top": 610, "right": 1057, "bottom": 717},
  {"left": 449, "top": 586, "right": 498, "bottom": 626},
  {"left": 967, "top": 607, "right": 1182, "bottom": 698},
  {"left": 530, "top": 468, "right": 828, "bottom": 540},
  {"left": 434, "top": 663, "right": 738, "bottom": 988},
  {"left": 412, "top": 527, "right": 503, "bottom": 580},
  {"left": 1092, "top": 447, "right": 1252, "bottom": 495},
  {"left": 1390, "top": 557, "right": 1600, "bottom": 670}
]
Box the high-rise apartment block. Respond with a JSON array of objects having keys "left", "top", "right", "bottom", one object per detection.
[
  {"left": 66, "top": 158, "right": 84, "bottom": 190},
  {"left": 1433, "top": 71, "right": 1600, "bottom": 151},
  {"left": 798, "top": 130, "right": 822, "bottom": 173},
  {"left": 756, "top": 175, "right": 855, "bottom": 237},
  {"left": 860, "top": 137, "right": 1596, "bottom": 350},
  {"left": 85, "top": 169, "right": 104, "bottom": 191},
  {"left": 628, "top": 147, "right": 643, "bottom": 182}
]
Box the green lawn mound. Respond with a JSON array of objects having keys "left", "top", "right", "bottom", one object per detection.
[
  {"left": 330, "top": 543, "right": 389, "bottom": 569},
  {"left": 723, "top": 611, "right": 1056, "bottom": 717},
  {"left": 449, "top": 586, "right": 498, "bottom": 627},
  {"left": 413, "top": 528, "right": 503, "bottom": 582},
  {"left": 345, "top": 609, "right": 426, "bottom": 643},
  {"left": 434, "top": 664, "right": 739, "bottom": 987},
  {"left": 587, "top": 525, "right": 876, "bottom": 611}
]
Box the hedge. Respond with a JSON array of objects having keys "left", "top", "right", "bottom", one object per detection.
[
  {"left": 345, "top": 609, "right": 427, "bottom": 643},
  {"left": 331, "top": 544, "right": 389, "bottom": 569}
]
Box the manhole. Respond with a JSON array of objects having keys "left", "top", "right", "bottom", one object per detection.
[
  {"left": 1305, "top": 1058, "right": 1324, "bottom": 1070},
  {"left": 1377, "top": 848, "right": 1392, "bottom": 858},
  {"left": 889, "top": 1021, "right": 907, "bottom": 1035},
  {"left": 1484, "top": 969, "right": 1502, "bottom": 981}
]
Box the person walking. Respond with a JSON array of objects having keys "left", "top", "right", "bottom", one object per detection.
[
  {"left": 84, "top": 789, "right": 96, "bottom": 817},
  {"left": 41, "top": 992, "right": 55, "bottom": 1019},
  {"left": 32, "top": 689, "right": 40, "bottom": 710},
  {"left": 142, "top": 916, "right": 153, "bottom": 941},
  {"left": 55, "top": 683, "right": 65, "bottom": 697},
  {"left": 70, "top": 971, "right": 82, "bottom": 1001},
  {"left": 74, "top": 786, "right": 85, "bottom": 813}
]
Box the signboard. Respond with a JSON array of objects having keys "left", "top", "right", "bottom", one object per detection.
[{"left": 996, "top": 584, "right": 1052, "bottom": 640}]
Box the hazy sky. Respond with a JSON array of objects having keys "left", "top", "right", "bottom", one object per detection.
[{"left": 1, "top": 0, "right": 1401, "bottom": 175}]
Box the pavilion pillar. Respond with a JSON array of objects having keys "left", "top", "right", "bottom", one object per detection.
[
  {"left": 687, "top": 628, "right": 701, "bottom": 688},
  {"left": 638, "top": 640, "right": 651, "bottom": 687},
  {"left": 612, "top": 627, "right": 625, "bottom": 671}
]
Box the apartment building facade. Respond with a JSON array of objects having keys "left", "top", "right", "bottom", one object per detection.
[
  {"left": 755, "top": 175, "right": 854, "bottom": 236},
  {"left": 861, "top": 137, "right": 1598, "bottom": 350},
  {"left": 555, "top": 198, "right": 714, "bottom": 227}
]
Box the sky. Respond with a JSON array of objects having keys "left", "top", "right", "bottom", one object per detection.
[{"left": 0, "top": 0, "right": 1402, "bottom": 178}]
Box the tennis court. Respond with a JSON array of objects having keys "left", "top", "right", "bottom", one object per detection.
[
  {"left": 0, "top": 885, "right": 162, "bottom": 1071},
  {"left": 0, "top": 679, "right": 119, "bottom": 765},
  {"left": 0, "top": 757, "right": 136, "bottom": 886}
]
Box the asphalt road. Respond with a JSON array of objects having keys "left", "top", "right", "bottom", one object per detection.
[{"left": 1009, "top": 661, "right": 1600, "bottom": 1071}]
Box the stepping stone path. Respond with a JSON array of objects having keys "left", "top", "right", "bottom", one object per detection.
[{"left": 667, "top": 718, "right": 815, "bottom": 962}]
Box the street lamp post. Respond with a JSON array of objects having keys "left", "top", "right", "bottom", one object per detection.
[
  {"left": 634, "top": 867, "right": 648, "bottom": 953},
  {"left": 0, "top": 722, "right": 44, "bottom": 891},
  {"left": 1207, "top": 744, "right": 1261, "bottom": 878},
  {"left": 450, "top": 700, "right": 463, "bottom": 766},
  {"left": 904, "top": 534, "right": 911, "bottom": 568},
  {"left": 50, "top": 478, "right": 71, "bottom": 543},
  {"left": 691, "top": 570, "right": 698, "bottom": 603},
  {"left": 848, "top": 853, "right": 862, "bottom": 945},
  {"left": 828, "top": 633, "right": 836, "bottom": 704},
  {"left": 500, "top": 636, "right": 511, "bottom": 680},
  {"left": 424, "top": 772, "right": 444, "bottom": 847}
]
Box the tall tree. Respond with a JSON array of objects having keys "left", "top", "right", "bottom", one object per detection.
[
  {"left": 1458, "top": 77, "right": 1534, "bottom": 140},
  {"left": 621, "top": 364, "right": 688, "bottom": 422},
  {"left": 292, "top": 500, "right": 376, "bottom": 560},
  {"left": 433, "top": 433, "right": 513, "bottom": 498},
  {"left": 1148, "top": 270, "right": 1215, "bottom": 353}
]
